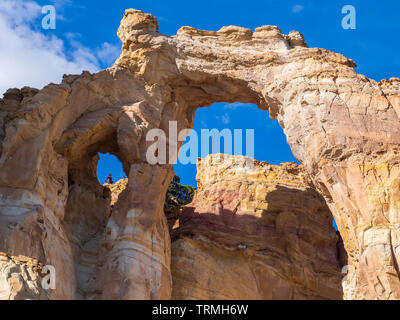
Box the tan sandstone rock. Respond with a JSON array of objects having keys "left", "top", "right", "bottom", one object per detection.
[
  {"left": 0, "top": 252, "right": 48, "bottom": 300},
  {"left": 0, "top": 8, "right": 399, "bottom": 299},
  {"left": 171, "top": 154, "right": 344, "bottom": 300}
]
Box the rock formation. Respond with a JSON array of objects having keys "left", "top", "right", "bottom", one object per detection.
[
  {"left": 104, "top": 155, "right": 345, "bottom": 299},
  {"left": 0, "top": 8, "right": 399, "bottom": 299},
  {"left": 171, "top": 154, "right": 343, "bottom": 300},
  {"left": 0, "top": 252, "right": 48, "bottom": 300}
]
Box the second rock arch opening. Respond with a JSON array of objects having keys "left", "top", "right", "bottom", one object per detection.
[{"left": 166, "top": 101, "right": 347, "bottom": 299}]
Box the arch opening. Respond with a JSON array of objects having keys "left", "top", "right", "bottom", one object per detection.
[
  {"left": 174, "top": 102, "right": 298, "bottom": 187},
  {"left": 62, "top": 130, "right": 130, "bottom": 299},
  {"left": 96, "top": 152, "right": 127, "bottom": 185},
  {"left": 169, "top": 101, "right": 346, "bottom": 300}
]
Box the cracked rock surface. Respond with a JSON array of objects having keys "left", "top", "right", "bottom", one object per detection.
[{"left": 0, "top": 9, "right": 399, "bottom": 299}]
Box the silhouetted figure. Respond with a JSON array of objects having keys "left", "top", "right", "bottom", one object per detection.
[
  {"left": 106, "top": 173, "right": 113, "bottom": 184},
  {"left": 229, "top": 201, "right": 240, "bottom": 225},
  {"left": 216, "top": 199, "right": 240, "bottom": 226}
]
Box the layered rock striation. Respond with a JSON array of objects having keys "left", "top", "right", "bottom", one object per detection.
[
  {"left": 171, "top": 154, "right": 344, "bottom": 300},
  {"left": 0, "top": 9, "right": 399, "bottom": 299}
]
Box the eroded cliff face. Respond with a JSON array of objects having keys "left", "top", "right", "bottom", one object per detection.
[
  {"left": 0, "top": 8, "right": 399, "bottom": 299},
  {"left": 0, "top": 252, "right": 48, "bottom": 300},
  {"left": 171, "top": 154, "right": 344, "bottom": 300}
]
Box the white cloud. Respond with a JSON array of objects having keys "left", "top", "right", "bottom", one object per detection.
[
  {"left": 96, "top": 42, "right": 121, "bottom": 66},
  {"left": 223, "top": 102, "right": 253, "bottom": 109},
  {"left": 292, "top": 5, "right": 304, "bottom": 13},
  {"left": 221, "top": 113, "right": 231, "bottom": 124},
  {"left": 0, "top": 0, "right": 120, "bottom": 96},
  {"left": 51, "top": 0, "right": 73, "bottom": 10},
  {"left": 47, "top": 0, "right": 74, "bottom": 21}
]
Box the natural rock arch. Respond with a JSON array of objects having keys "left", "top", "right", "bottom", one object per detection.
[{"left": 0, "top": 9, "right": 399, "bottom": 299}]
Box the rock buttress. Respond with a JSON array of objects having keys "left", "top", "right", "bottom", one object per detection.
[{"left": 171, "top": 154, "right": 344, "bottom": 300}]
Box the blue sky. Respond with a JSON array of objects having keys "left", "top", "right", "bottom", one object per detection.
[
  {"left": 173, "top": 104, "right": 297, "bottom": 186},
  {"left": 1, "top": 0, "right": 399, "bottom": 187},
  {"left": 33, "top": 0, "right": 399, "bottom": 80}
]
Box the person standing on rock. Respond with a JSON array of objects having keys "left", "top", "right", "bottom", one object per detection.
[{"left": 106, "top": 173, "right": 113, "bottom": 184}]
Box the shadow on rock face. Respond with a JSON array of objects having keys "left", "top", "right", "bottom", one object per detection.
[{"left": 171, "top": 156, "right": 346, "bottom": 300}]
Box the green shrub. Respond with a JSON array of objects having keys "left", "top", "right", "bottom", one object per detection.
[{"left": 164, "top": 175, "right": 196, "bottom": 212}]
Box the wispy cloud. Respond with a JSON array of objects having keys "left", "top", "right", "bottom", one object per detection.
[
  {"left": 0, "top": 0, "right": 120, "bottom": 96},
  {"left": 66, "top": 33, "right": 120, "bottom": 67},
  {"left": 223, "top": 102, "right": 253, "bottom": 109},
  {"left": 199, "top": 120, "right": 207, "bottom": 128},
  {"left": 96, "top": 42, "right": 121, "bottom": 66},
  {"left": 292, "top": 5, "right": 304, "bottom": 13},
  {"left": 221, "top": 113, "right": 231, "bottom": 124},
  {"left": 49, "top": 0, "right": 73, "bottom": 21}
]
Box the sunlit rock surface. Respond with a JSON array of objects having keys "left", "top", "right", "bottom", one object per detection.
[
  {"left": 0, "top": 252, "right": 48, "bottom": 300},
  {"left": 171, "top": 154, "right": 344, "bottom": 300},
  {"left": 0, "top": 8, "right": 399, "bottom": 299}
]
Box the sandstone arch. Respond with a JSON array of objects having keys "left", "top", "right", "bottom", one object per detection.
[{"left": 0, "top": 9, "right": 399, "bottom": 299}]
